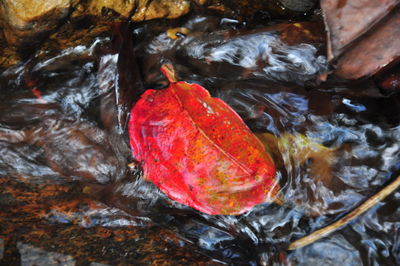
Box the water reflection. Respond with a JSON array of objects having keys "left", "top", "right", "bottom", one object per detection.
[{"left": 0, "top": 13, "right": 400, "bottom": 265}]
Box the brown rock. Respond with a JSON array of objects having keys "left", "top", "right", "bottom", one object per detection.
[
  {"left": 321, "top": 0, "right": 398, "bottom": 60},
  {"left": 0, "top": 0, "right": 192, "bottom": 48},
  {"left": 267, "top": 21, "right": 325, "bottom": 46},
  {"left": 131, "top": 0, "right": 191, "bottom": 21},
  {"left": 204, "top": 0, "right": 316, "bottom": 21},
  {"left": 321, "top": 0, "right": 400, "bottom": 80},
  {"left": 0, "top": 0, "right": 73, "bottom": 46},
  {"left": 334, "top": 7, "right": 400, "bottom": 80},
  {"left": 88, "top": 0, "right": 191, "bottom": 21},
  {"left": 278, "top": 0, "right": 316, "bottom": 12},
  {"left": 88, "top": 0, "right": 136, "bottom": 18},
  {"left": 0, "top": 0, "right": 193, "bottom": 68},
  {"left": 0, "top": 179, "right": 215, "bottom": 265}
]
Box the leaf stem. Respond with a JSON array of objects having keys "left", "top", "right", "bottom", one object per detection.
[{"left": 287, "top": 175, "right": 400, "bottom": 250}]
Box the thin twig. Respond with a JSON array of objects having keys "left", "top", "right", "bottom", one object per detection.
[{"left": 288, "top": 175, "right": 400, "bottom": 250}]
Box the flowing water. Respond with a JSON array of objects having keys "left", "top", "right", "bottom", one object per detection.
[{"left": 1, "top": 12, "right": 400, "bottom": 265}]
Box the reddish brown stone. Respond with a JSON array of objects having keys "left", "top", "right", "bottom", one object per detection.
[
  {"left": 0, "top": 178, "right": 216, "bottom": 264},
  {"left": 334, "top": 8, "right": 400, "bottom": 80},
  {"left": 321, "top": 0, "right": 398, "bottom": 60}
]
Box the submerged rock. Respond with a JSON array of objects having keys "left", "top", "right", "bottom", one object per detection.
[
  {"left": 17, "top": 243, "right": 75, "bottom": 266},
  {"left": 88, "top": 0, "right": 191, "bottom": 21},
  {"left": 204, "top": 0, "right": 316, "bottom": 22}
]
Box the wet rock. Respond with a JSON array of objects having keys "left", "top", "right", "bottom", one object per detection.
[
  {"left": 17, "top": 242, "right": 75, "bottom": 266},
  {"left": 204, "top": 0, "right": 316, "bottom": 21},
  {"left": 278, "top": 0, "right": 317, "bottom": 12},
  {"left": 88, "top": 0, "right": 137, "bottom": 18},
  {"left": 88, "top": 0, "right": 192, "bottom": 20},
  {"left": 0, "top": 0, "right": 192, "bottom": 46},
  {"left": 0, "top": 177, "right": 215, "bottom": 264},
  {"left": 321, "top": 0, "right": 400, "bottom": 80},
  {"left": 0, "top": 0, "right": 194, "bottom": 69},
  {"left": 0, "top": 0, "right": 319, "bottom": 70},
  {"left": 321, "top": 0, "right": 398, "bottom": 60},
  {"left": 0, "top": 0, "right": 73, "bottom": 46},
  {"left": 131, "top": 0, "right": 191, "bottom": 21},
  {"left": 333, "top": 7, "right": 400, "bottom": 80},
  {"left": 266, "top": 21, "right": 325, "bottom": 46}
]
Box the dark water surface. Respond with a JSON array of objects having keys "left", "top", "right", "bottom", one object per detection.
[{"left": 1, "top": 12, "right": 400, "bottom": 265}]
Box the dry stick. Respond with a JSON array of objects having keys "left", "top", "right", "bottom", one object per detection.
[{"left": 288, "top": 175, "right": 400, "bottom": 250}]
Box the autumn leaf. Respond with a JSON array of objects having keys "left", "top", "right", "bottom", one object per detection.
[{"left": 128, "top": 64, "right": 278, "bottom": 215}]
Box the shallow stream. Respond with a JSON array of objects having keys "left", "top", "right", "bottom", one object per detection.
[{"left": 0, "top": 11, "right": 400, "bottom": 265}]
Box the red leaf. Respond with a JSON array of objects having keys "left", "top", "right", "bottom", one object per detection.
[{"left": 128, "top": 65, "right": 278, "bottom": 215}]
